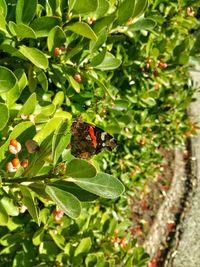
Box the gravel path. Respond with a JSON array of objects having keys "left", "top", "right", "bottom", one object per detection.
[{"left": 171, "top": 67, "right": 200, "bottom": 267}]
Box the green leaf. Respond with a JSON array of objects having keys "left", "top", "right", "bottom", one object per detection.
[
  {"left": 4, "top": 83, "right": 20, "bottom": 108},
  {"left": 52, "top": 91, "right": 64, "bottom": 107},
  {"left": 34, "top": 117, "right": 64, "bottom": 144},
  {"left": 36, "top": 70, "right": 48, "bottom": 92},
  {"left": 49, "top": 230, "right": 65, "bottom": 250},
  {"left": 18, "top": 92, "right": 36, "bottom": 116},
  {"left": 117, "top": 0, "right": 135, "bottom": 25},
  {"left": 66, "top": 22, "right": 97, "bottom": 41},
  {"left": 47, "top": 26, "right": 66, "bottom": 52},
  {"left": 111, "top": 100, "right": 129, "bottom": 111},
  {"left": 66, "top": 159, "right": 97, "bottom": 178},
  {"left": 14, "top": 69, "right": 27, "bottom": 93},
  {"left": 72, "top": 0, "right": 98, "bottom": 14},
  {"left": 52, "top": 120, "right": 71, "bottom": 165},
  {"left": 32, "top": 228, "right": 44, "bottom": 246},
  {"left": 132, "top": 0, "right": 148, "bottom": 18},
  {"left": 0, "top": 66, "right": 17, "bottom": 93},
  {"left": 127, "top": 18, "right": 156, "bottom": 32},
  {"left": 20, "top": 186, "right": 40, "bottom": 225},
  {"left": 51, "top": 181, "right": 98, "bottom": 202},
  {"left": 0, "top": 202, "right": 8, "bottom": 226},
  {"left": 66, "top": 74, "right": 80, "bottom": 93},
  {"left": 19, "top": 46, "right": 49, "bottom": 70},
  {"left": 74, "top": 237, "right": 92, "bottom": 257},
  {"left": 0, "top": 0, "right": 7, "bottom": 18},
  {"left": 94, "top": 52, "right": 121, "bottom": 70},
  {"left": 16, "top": 0, "right": 37, "bottom": 24},
  {"left": 30, "top": 16, "right": 61, "bottom": 37},
  {"left": 0, "top": 197, "right": 19, "bottom": 216},
  {"left": 73, "top": 172, "right": 125, "bottom": 199},
  {"left": 0, "top": 103, "right": 9, "bottom": 131},
  {"left": 94, "top": 0, "right": 109, "bottom": 19},
  {"left": 15, "top": 23, "right": 36, "bottom": 39},
  {"left": 90, "top": 47, "right": 107, "bottom": 67},
  {"left": 45, "top": 186, "right": 81, "bottom": 219},
  {"left": 0, "top": 14, "right": 7, "bottom": 35}
]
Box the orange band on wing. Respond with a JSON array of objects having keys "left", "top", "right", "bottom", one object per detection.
[{"left": 87, "top": 126, "right": 97, "bottom": 148}]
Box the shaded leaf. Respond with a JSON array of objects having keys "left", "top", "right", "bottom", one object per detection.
[
  {"left": 0, "top": 103, "right": 9, "bottom": 131},
  {"left": 66, "top": 159, "right": 97, "bottom": 178},
  {"left": 128, "top": 18, "right": 156, "bottom": 32},
  {"left": 20, "top": 186, "right": 40, "bottom": 225},
  {"left": 45, "top": 186, "right": 81, "bottom": 219},
  {"left": 16, "top": 0, "right": 37, "bottom": 24},
  {"left": 0, "top": 66, "right": 17, "bottom": 93},
  {"left": 73, "top": 172, "right": 125, "bottom": 199}
]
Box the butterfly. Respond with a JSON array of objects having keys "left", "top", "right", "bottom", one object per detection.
[{"left": 70, "top": 117, "right": 117, "bottom": 159}]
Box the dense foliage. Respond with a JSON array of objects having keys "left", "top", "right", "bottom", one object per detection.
[{"left": 0, "top": 0, "right": 199, "bottom": 266}]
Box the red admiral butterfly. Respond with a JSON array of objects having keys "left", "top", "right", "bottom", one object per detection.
[{"left": 70, "top": 117, "right": 117, "bottom": 159}]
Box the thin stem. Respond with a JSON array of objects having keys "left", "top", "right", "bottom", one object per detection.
[{"left": 1, "top": 173, "right": 58, "bottom": 184}]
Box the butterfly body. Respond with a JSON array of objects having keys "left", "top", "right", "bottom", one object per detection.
[{"left": 70, "top": 118, "right": 117, "bottom": 159}]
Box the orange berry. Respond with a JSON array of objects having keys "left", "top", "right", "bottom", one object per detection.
[
  {"left": 74, "top": 73, "right": 81, "bottom": 83},
  {"left": 10, "top": 139, "right": 18, "bottom": 147},
  {"left": 54, "top": 47, "right": 61, "bottom": 56},
  {"left": 11, "top": 158, "right": 20, "bottom": 168}
]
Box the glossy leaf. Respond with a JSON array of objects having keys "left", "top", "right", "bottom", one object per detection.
[
  {"left": 72, "top": 172, "right": 125, "bottom": 199},
  {"left": 45, "top": 186, "right": 81, "bottom": 219},
  {"left": 0, "top": 103, "right": 9, "bottom": 131},
  {"left": 66, "top": 74, "right": 80, "bottom": 93},
  {"left": 49, "top": 230, "right": 65, "bottom": 250},
  {"left": 51, "top": 181, "right": 98, "bottom": 202},
  {"left": 117, "top": 0, "right": 135, "bottom": 24},
  {"left": 19, "top": 46, "right": 49, "bottom": 70},
  {"left": 34, "top": 117, "right": 64, "bottom": 144},
  {"left": 0, "top": 0, "right": 7, "bottom": 17},
  {"left": 15, "top": 23, "right": 36, "bottom": 39},
  {"left": 0, "top": 66, "right": 17, "bottom": 93},
  {"left": 72, "top": 0, "right": 98, "bottom": 14},
  {"left": 32, "top": 227, "right": 44, "bottom": 246},
  {"left": 74, "top": 237, "right": 92, "bottom": 257},
  {"left": 16, "top": 0, "right": 37, "bottom": 24},
  {"left": 47, "top": 26, "right": 66, "bottom": 52},
  {"left": 0, "top": 202, "right": 8, "bottom": 226},
  {"left": 66, "top": 22, "right": 97, "bottom": 41},
  {"left": 0, "top": 197, "right": 19, "bottom": 216},
  {"left": 18, "top": 92, "right": 36, "bottom": 116},
  {"left": 132, "top": 0, "right": 148, "bottom": 18},
  {"left": 0, "top": 14, "right": 9, "bottom": 36},
  {"left": 30, "top": 16, "right": 61, "bottom": 37},
  {"left": 111, "top": 100, "right": 129, "bottom": 111},
  {"left": 66, "top": 159, "right": 97, "bottom": 178},
  {"left": 20, "top": 186, "right": 40, "bottom": 225},
  {"left": 52, "top": 120, "right": 71, "bottom": 165},
  {"left": 36, "top": 70, "right": 48, "bottom": 92},
  {"left": 127, "top": 18, "right": 156, "bottom": 32},
  {"left": 94, "top": 52, "right": 121, "bottom": 70},
  {"left": 14, "top": 69, "right": 28, "bottom": 93}
]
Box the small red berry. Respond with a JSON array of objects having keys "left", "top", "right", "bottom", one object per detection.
[
  {"left": 54, "top": 47, "right": 61, "bottom": 56},
  {"left": 74, "top": 73, "right": 81, "bottom": 83},
  {"left": 21, "top": 159, "right": 29, "bottom": 168},
  {"left": 60, "top": 45, "right": 65, "bottom": 51},
  {"left": 53, "top": 209, "right": 64, "bottom": 222}
]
